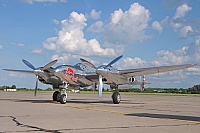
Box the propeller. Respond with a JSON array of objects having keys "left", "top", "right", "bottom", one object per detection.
[
  {"left": 81, "top": 55, "right": 123, "bottom": 70},
  {"left": 42, "top": 59, "right": 58, "bottom": 71},
  {"left": 80, "top": 58, "right": 97, "bottom": 69},
  {"left": 104, "top": 55, "right": 123, "bottom": 69},
  {"left": 22, "top": 59, "right": 58, "bottom": 71},
  {"left": 22, "top": 59, "right": 36, "bottom": 70},
  {"left": 80, "top": 55, "right": 123, "bottom": 97},
  {"left": 22, "top": 59, "right": 58, "bottom": 96}
]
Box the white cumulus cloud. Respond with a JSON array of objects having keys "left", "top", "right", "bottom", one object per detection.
[
  {"left": 152, "top": 21, "right": 163, "bottom": 33},
  {"left": 44, "top": 11, "right": 117, "bottom": 58},
  {"left": 43, "top": 37, "right": 57, "bottom": 50},
  {"left": 158, "top": 3, "right": 194, "bottom": 38},
  {"left": 90, "top": 9, "right": 101, "bottom": 20},
  {"left": 170, "top": 4, "right": 192, "bottom": 30},
  {"left": 104, "top": 3, "right": 150, "bottom": 45},
  {"left": 51, "top": 54, "right": 78, "bottom": 63},
  {"left": 173, "top": 3, "right": 192, "bottom": 19},
  {"left": 88, "top": 21, "right": 103, "bottom": 33},
  {"left": 179, "top": 25, "right": 193, "bottom": 38},
  {"left": 119, "top": 57, "right": 147, "bottom": 69},
  {"left": 32, "top": 48, "right": 43, "bottom": 54},
  {"left": 118, "top": 37, "right": 200, "bottom": 71}
]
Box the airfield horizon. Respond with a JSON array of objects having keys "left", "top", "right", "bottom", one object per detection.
[{"left": 1, "top": 90, "right": 199, "bottom": 97}]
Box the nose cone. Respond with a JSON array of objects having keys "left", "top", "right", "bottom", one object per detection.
[{"left": 33, "top": 69, "right": 42, "bottom": 75}]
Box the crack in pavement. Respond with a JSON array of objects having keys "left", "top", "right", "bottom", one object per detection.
[
  {"left": 0, "top": 115, "right": 199, "bottom": 133},
  {"left": 0, "top": 116, "right": 62, "bottom": 133}
]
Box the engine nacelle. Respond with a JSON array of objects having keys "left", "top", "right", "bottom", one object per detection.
[{"left": 128, "top": 77, "right": 136, "bottom": 82}]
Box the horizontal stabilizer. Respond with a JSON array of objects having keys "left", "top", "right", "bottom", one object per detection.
[{"left": 118, "top": 85, "right": 133, "bottom": 90}]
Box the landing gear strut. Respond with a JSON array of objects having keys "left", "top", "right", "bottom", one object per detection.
[{"left": 112, "top": 91, "right": 121, "bottom": 104}]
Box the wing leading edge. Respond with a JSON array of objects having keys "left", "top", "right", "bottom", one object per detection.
[
  {"left": 118, "top": 64, "right": 197, "bottom": 77},
  {"left": 3, "top": 69, "right": 35, "bottom": 74}
]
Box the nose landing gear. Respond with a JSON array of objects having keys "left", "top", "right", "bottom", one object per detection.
[{"left": 52, "top": 89, "right": 68, "bottom": 104}]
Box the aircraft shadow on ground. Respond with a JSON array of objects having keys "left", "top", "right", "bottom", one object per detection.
[
  {"left": 13, "top": 99, "right": 113, "bottom": 104},
  {"left": 15, "top": 99, "right": 52, "bottom": 103},
  {"left": 10, "top": 98, "right": 144, "bottom": 104},
  {"left": 0, "top": 98, "right": 50, "bottom": 103},
  {"left": 62, "top": 99, "right": 144, "bottom": 104},
  {"left": 67, "top": 99, "right": 112, "bottom": 104},
  {"left": 125, "top": 113, "right": 200, "bottom": 122}
]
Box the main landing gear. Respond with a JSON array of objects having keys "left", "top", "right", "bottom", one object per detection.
[
  {"left": 52, "top": 89, "right": 67, "bottom": 104},
  {"left": 112, "top": 91, "right": 121, "bottom": 104},
  {"left": 110, "top": 85, "right": 121, "bottom": 104}
]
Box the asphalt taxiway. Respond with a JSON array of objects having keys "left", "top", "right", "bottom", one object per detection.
[{"left": 0, "top": 92, "right": 199, "bottom": 133}]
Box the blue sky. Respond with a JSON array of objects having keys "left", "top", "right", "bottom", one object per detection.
[{"left": 0, "top": 0, "right": 200, "bottom": 89}]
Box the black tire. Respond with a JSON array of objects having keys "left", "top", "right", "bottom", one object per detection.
[
  {"left": 112, "top": 92, "right": 121, "bottom": 104},
  {"left": 60, "top": 94, "right": 67, "bottom": 104},
  {"left": 53, "top": 91, "right": 60, "bottom": 101}
]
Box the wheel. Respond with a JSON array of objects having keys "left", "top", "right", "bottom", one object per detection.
[
  {"left": 112, "top": 92, "right": 121, "bottom": 104},
  {"left": 60, "top": 94, "right": 67, "bottom": 104},
  {"left": 53, "top": 91, "right": 61, "bottom": 102}
]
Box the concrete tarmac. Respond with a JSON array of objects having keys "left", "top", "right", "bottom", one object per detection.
[{"left": 0, "top": 91, "right": 199, "bottom": 133}]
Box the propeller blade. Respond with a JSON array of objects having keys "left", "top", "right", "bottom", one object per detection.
[
  {"left": 42, "top": 59, "right": 58, "bottom": 71},
  {"left": 105, "top": 55, "right": 123, "bottom": 68},
  {"left": 80, "top": 58, "right": 97, "bottom": 69},
  {"left": 22, "top": 59, "right": 36, "bottom": 70},
  {"left": 34, "top": 77, "right": 38, "bottom": 97},
  {"left": 98, "top": 75, "right": 103, "bottom": 97}
]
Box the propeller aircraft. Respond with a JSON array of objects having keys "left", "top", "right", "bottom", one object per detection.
[{"left": 3, "top": 55, "right": 197, "bottom": 104}]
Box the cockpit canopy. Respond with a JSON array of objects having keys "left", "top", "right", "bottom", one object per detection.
[{"left": 54, "top": 63, "right": 89, "bottom": 73}]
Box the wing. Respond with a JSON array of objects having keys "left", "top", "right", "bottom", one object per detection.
[
  {"left": 84, "top": 72, "right": 99, "bottom": 82},
  {"left": 118, "top": 64, "right": 197, "bottom": 77},
  {"left": 3, "top": 69, "right": 34, "bottom": 74}
]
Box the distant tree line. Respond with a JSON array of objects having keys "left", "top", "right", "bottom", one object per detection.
[
  {"left": 118, "top": 87, "right": 200, "bottom": 94},
  {"left": 0, "top": 85, "right": 16, "bottom": 89},
  {"left": 0, "top": 85, "right": 53, "bottom": 91},
  {"left": 0, "top": 85, "right": 200, "bottom": 94},
  {"left": 80, "top": 86, "right": 200, "bottom": 94}
]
